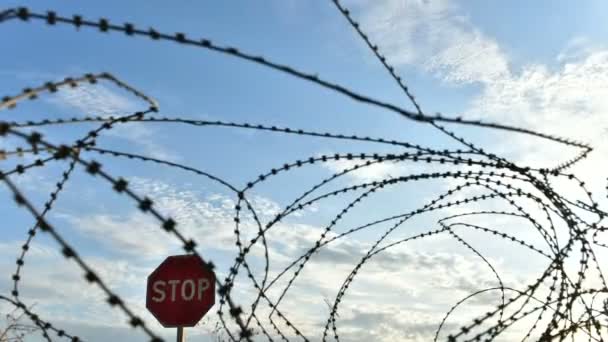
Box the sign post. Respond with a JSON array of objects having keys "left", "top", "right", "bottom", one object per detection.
[
  {"left": 176, "top": 327, "right": 184, "bottom": 342},
  {"left": 146, "top": 254, "right": 216, "bottom": 340}
]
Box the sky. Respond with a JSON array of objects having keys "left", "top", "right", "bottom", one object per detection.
[{"left": 1, "top": 1, "right": 608, "bottom": 341}]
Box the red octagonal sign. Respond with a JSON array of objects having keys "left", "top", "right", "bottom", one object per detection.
[{"left": 146, "top": 254, "right": 216, "bottom": 327}]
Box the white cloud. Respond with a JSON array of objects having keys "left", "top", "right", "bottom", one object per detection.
[
  {"left": 332, "top": 1, "right": 608, "bottom": 339},
  {"left": 53, "top": 177, "right": 313, "bottom": 261},
  {"left": 59, "top": 212, "right": 177, "bottom": 258},
  {"left": 466, "top": 50, "right": 608, "bottom": 193},
  {"left": 22, "top": 176, "right": 537, "bottom": 341},
  {"left": 261, "top": 229, "right": 534, "bottom": 341},
  {"left": 0, "top": 241, "right": 145, "bottom": 327},
  {"left": 105, "top": 123, "right": 177, "bottom": 161},
  {"left": 55, "top": 178, "right": 242, "bottom": 259},
  {"left": 47, "top": 82, "right": 176, "bottom": 161},
  {"left": 321, "top": 157, "right": 408, "bottom": 183},
  {"left": 556, "top": 36, "right": 605, "bottom": 64},
  {"left": 348, "top": 0, "right": 608, "bottom": 202},
  {"left": 49, "top": 83, "right": 139, "bottom": 117},
  {"left": 350, "top": 0, "right": 509, "bottom": 84}
]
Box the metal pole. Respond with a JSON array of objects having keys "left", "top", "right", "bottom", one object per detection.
[{"left": 177, "top": 327, "right": 185, "bottom": 342}]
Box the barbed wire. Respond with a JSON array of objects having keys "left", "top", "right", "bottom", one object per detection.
[{"left": 0, "top": 3, "right": 607, "bottom": 342}]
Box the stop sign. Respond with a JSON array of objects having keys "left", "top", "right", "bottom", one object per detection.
[{"left": 146, "top": 254, "right": 216, "bottom": 327}]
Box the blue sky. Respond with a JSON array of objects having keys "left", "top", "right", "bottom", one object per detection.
[{"left": 1, "top": 1, "right": 608, "bottom": 341}]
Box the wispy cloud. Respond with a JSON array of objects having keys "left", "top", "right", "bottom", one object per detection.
[
  {"left": 47, "top": 81, "right": 176, "bottom": 161},
  {"left": 352, "top": 0, "right": 509, "bottom": 84},
  {"left": 49, "top": 83, "right": 140, "bottom": 116},
  {"left": 320, "top": 156, "right": 408, "bottom": 183},
  {"left": 23, "top": 176, "right": 532, "bottom": 341},
  {"left": 556, "top": 36, "right": 605, "bottom": 64},
  {"left": 351, "top": 0, "right": 608, "bottom": 199},
  {"left": 467, "top": 49, "right": 608, "bottom": 188}
]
